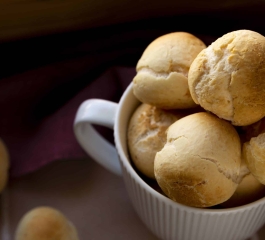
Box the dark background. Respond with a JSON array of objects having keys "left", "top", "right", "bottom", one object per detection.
[{"left": 1, "top": 1, "right": 265, "bottom": 177}]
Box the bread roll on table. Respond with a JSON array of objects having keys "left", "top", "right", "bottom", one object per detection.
[
  {"left": 188, "top": 30, "right": 265, "bottom": 126},
  {"left": 15, "top": 206, "right": 79, "bottom": 240},
  {"left": 154, "top": 112, "right": 241, "bottom": 207},
  {"left": 133, "top": 32, "right": 206, "bottom": 109}
]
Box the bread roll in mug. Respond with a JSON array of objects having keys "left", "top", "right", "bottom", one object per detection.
[
  {"left": 133, "top": 32, "right": 206, "bottom": 109},
  {"left": 188, "top": 30, "right": 265, "bottom": 126},
  {"left": 243, "top": 133, "right": 265, "bottom": 185},
  {"left": 15, "top": 207, "right": 79, "bottom": 240},
  {"left": 154, "top": 112, "right": 241, "bottom": 207},
  {"left": 221, "top": 157, "right": 265, "bottom": 208},
  {"left": 127, "top": 103, "right": 197, "bottom": 179}
]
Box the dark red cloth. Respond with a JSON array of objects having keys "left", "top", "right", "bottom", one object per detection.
[{"left": 0, "top": 65, "right": 135, "bottom": 177}]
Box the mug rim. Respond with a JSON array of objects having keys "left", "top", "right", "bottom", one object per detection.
[{"left": 114, "top": 82, "right": 265, "bottom": 214}]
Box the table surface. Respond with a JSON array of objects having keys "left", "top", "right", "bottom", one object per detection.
[{"left": 1, "top": 158, "right": 265, "bottom": 240}]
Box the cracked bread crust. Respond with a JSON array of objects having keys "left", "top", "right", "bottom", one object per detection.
[
  {"left": 221, "top": 157, "right": 265, "bottom": 208},
  {"left": 154, "top": 112, "right": 241, "bottom": 207},
  {"left": 127, "top": 103, "right": 194, "bottom": 179},
  {"left": 133, "top": 32, "right": 206, "bottom": 109},
  {"left": 243, "top": 132, "right": 265, "bottom": 185},
  {"left": 188, "top": 30, "right": 265, "bottom": 126}
]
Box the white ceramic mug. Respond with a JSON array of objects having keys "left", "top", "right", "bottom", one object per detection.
[{"left": 74, "top": 82, "right": 265, "bottom": 240}]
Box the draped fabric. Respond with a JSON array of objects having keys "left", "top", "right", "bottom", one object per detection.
[{"left": 1, "top": 4, "right": 265, "bottom": 177}]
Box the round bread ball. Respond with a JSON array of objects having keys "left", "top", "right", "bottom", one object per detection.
[
  {"left": 154, "top": 112, "right": 241, "bottom": 208},
  {"left": 188, "top": 30, "right": 265, "bottom": 126},
  {"left": 243, "top": 133, "right": 265, "bottom": 185},
  {"left": 128, "top": 103, "right": 196, "bottom": 179},
  {"left": 0, "top": 138, "right": 9, "bottom": 193},
  {"left": 15, "top": 207, "right": 79, "bottom": 240},
  {"left": 133, "top": 32, "right": 206, "bottom": 109},
  {"left": 221, "top": 157, "right": 265, "bottom": 208}
]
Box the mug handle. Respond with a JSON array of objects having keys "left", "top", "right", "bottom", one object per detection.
[{"left": 73, "top": 99, "right": 122, "bottom": 176}]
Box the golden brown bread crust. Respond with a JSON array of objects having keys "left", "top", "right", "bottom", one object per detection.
[
  {"left": 188, "top": 30, "right": 265, "bottom": 126},
  {"left": 133, "top": 32, "right": 206, "bottom": 109},
  {"left": 15, "top": 207, "right": 79, "bottom": 240},
  {"left": 221, "top": 157, "right": 265, "bottom": 208},
  {"left": 154, "top": 112, "right": 241, "bottom": 207},
  {"left": 243, "top": 133, "right": 265, "bottom": 185},
  {"left": 127, "top": 103, "right": 193, "bottom": 179}
]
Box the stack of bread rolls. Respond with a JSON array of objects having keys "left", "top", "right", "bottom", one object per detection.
[{"left": 128, "top": 30, "right": 265, "bottom": 208}]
